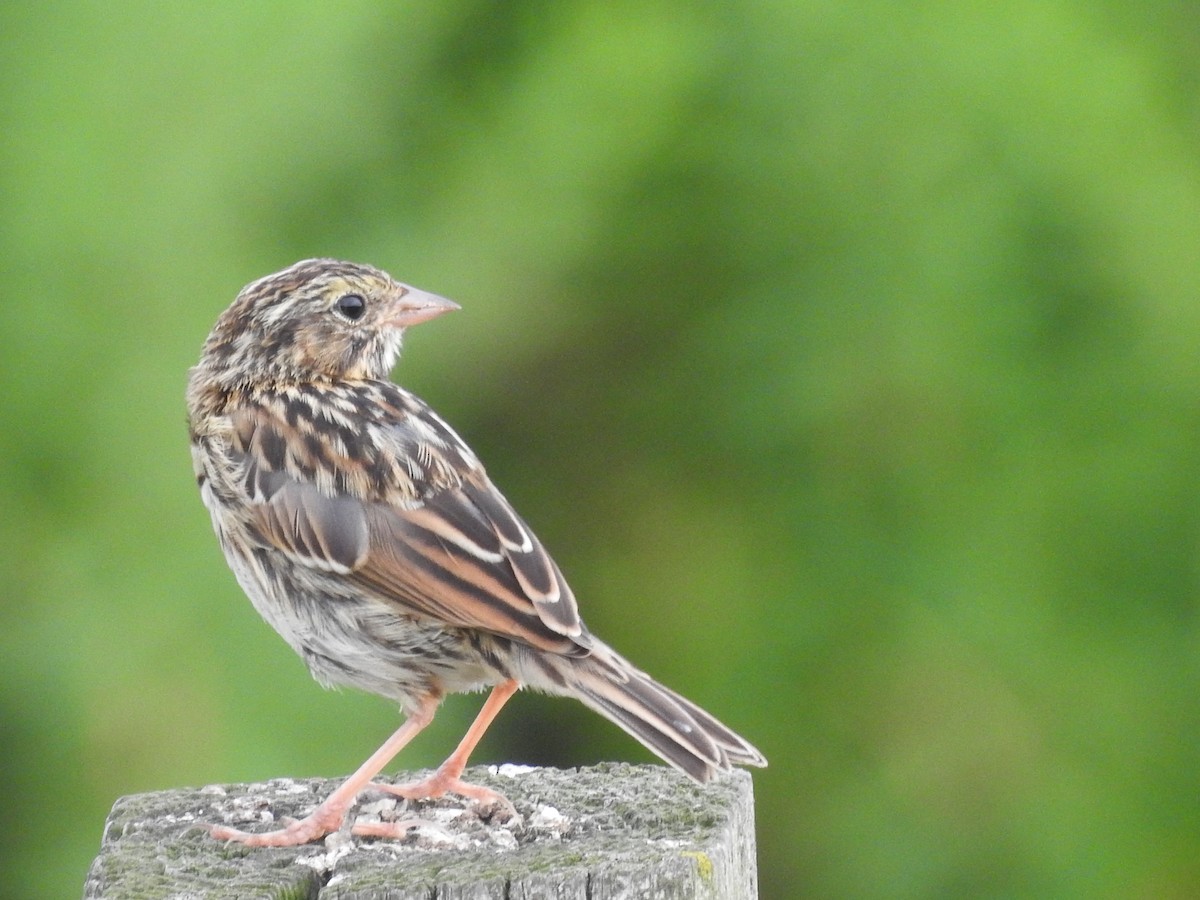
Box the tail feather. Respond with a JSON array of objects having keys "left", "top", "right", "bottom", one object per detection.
[{"left": 540, "top": 643, "right": 767, "bottom": 783}]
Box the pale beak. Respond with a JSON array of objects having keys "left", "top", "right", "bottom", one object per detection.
[{"left": 388, "top": 286, "right": 460, "bottom": 328}]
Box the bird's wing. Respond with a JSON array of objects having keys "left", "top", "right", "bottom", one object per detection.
[{"left": 229, "top": 389, "right": 588, "bottom": 657}]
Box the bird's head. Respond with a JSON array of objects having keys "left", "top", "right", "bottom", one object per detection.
[{"left": 197, "top": 258, "right": 458, "bottom": 387}]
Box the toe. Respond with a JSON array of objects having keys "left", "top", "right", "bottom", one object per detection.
[
  {"left": 208, "top": 804, "right": 346, "bottom": 847},
  {"left": 351, "top": 818, "right": 423, "bottom": 840}
]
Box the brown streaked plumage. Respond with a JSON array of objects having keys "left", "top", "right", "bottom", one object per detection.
[{"left": 187, "top": 258, "right": 766, "bottom": 846}]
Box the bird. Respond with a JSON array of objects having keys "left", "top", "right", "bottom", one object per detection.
[{"left": 186, "top": 258, "right": 766, "bottom": 846}]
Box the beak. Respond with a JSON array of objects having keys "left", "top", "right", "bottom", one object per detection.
[{"left": 388, "top": 286, "right": 460, "bottom": 328}]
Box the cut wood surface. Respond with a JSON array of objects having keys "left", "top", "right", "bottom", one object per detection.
[{"left": 84, "top": 762, "right": 759, "bottom": 899}]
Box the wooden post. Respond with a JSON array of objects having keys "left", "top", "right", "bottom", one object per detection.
[{"left": 84, "top": 763, "right": 759, "bottom": 898}]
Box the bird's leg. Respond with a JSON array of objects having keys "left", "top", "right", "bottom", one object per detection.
[
  {"left": 369, "top": 679, "right": 519, "bottom": 815},
  {"left": 210, "top": 692, "right": 440, "bottom": 847}
]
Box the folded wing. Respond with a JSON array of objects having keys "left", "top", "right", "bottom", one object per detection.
[{"left": 231, "top": 395, "right": 589, "bottom": 657}]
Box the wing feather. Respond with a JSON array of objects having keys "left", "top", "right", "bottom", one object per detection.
[{"left": 229, "top": 391, "right": 588, "bottom": 656}]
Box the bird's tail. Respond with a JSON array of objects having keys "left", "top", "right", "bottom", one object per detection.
[{"left": 534, "top": 641, "right": 767, "bottom": 783}]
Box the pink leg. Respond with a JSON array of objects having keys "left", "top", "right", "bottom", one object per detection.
[
  {"left": 210, "top": 692, "right": 439, "bottom": 847},
  {"left": 371, "top": 679, "right": 519, "bottom": 811}
]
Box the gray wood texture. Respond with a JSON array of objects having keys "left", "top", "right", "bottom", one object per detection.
[{"left": 84, "top": 762, "right": 759, "bottom": 898}]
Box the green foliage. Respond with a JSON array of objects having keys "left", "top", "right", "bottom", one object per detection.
[{"left": 3, "top": 3, "right": 1200, "bottom": 897}]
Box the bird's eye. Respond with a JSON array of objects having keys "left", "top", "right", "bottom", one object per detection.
[{"left": 335, "top": 293, "right": 367, "bottom": 321}]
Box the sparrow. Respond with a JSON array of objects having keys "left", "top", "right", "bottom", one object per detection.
[{"left": 186, "top": 258, "right": 766, "bottom": 846}]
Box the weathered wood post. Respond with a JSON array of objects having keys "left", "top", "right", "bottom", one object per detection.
[{"left": 84, "top": 762, "right": 759, "bottom": 898}]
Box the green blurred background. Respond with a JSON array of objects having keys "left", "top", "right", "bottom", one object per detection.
[{"left": 3, "top": 2, "right": 1200, "bottom": 897}]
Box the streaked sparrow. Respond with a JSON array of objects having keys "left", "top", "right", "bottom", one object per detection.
[{"left": 186, "top": 258, "right": 766, "bottom": 846}]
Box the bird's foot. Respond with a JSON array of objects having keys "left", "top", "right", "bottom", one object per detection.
[
  {"left": 209, "top": 801, "right": 348, "bottom": 847},
  {"left": 370, "top": 768, "right": 516, "bottom": 819}
]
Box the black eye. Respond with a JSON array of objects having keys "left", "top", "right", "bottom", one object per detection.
[{"left": 335, "top": 293, "right": 366, "bottom": 321}]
